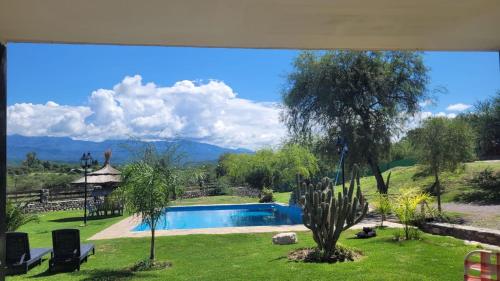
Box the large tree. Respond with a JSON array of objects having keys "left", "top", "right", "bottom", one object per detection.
[
  {"left": 461, "top": 91, "right": 500, "bottom": 159},
  {"left": 283, "top": 51, "right": 428, "bottom": 193},
  {"left": 409, "top": 117, "right": 474, "bottom": 212}
]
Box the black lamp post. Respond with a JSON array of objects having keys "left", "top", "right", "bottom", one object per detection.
[{"left": 80, "top": 152, "right": 93, "bottom": 226}]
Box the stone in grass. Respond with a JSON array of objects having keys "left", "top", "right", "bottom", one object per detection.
[
  {"left": 355, "top": 227, "right": 377, "bottom": 239},
  {"left": 272, "top": 232, "right": 298, "bottom": 245}
]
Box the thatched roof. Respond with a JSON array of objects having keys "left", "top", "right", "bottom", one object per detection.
[{"left": 72, "top": 150, "right": 121, "bottom": 185}]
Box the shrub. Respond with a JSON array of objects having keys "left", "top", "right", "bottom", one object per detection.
[
  {"left": 456, "top": 168, "right": 500, "bottom": 204},
  {"left": 392, "top": 189, "right": 430, "bottom": 240},
  {"left": 214, "top": 177, "right": 232, "bottom": 195},
  {"left": 469, "top": 168, "right": 500, "bottom": 191},
  {"left": 6, "top": 201, "right": 39, "bottom": 231},
  {"left": 259, "top": 187, "right": 274, "bottom": 203},
  {"left": 373, "top": 193, "right": 392, "bottom": 227}
]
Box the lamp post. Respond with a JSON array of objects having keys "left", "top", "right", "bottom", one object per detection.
[{"left": 80, "top": 152, "right": 93, "bottom": 226}]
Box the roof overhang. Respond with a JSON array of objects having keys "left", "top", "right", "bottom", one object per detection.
[{"left": 1, "top": 0, "right": 499, "bottom": 50}]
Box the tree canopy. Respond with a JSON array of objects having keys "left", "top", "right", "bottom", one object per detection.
[
  {"left": 283, "top": 51, "right": 429, "bottom": 193},
  {"left": 459, "top": 91, "right": 500, "bottom": 159},
  {"left": 219, "top": 144, "right": 319, "bottom": 191},
  {"left": 409, "top": 117, "right": 475, "bottom": 211}
]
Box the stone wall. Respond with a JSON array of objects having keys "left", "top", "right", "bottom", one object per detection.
[
  {"left": 420, "top": 222, "right": 500, "bottom": 246},
  {"left": 24, "top": 199, "right": 94, "bottom": 213}
]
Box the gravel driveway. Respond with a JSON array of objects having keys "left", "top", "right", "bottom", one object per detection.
[{"left": 443, "top": 203, "right": 500, "bottom": 230}]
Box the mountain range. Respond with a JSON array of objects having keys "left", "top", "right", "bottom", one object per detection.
[{"left": 7, "top": 135, "right": 252, "bottom": 165}]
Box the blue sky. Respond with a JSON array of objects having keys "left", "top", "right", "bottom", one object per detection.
[{"left": 5, "top": 43, "right": 500, "bottom": 149}]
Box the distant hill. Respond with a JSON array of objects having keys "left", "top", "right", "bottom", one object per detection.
[{"left": 7, "top": 135, "right": 252, "bottom": 165}]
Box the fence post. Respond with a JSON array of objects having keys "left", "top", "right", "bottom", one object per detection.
[{"left": 40, "top": 189, "right": 49, "bottom": 204}]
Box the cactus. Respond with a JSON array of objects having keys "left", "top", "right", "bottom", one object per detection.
[{"left": 299, "top": 165, "right": 368, "bottom": 260}]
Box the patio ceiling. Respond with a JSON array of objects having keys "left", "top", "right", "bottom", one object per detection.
[{"left": 0, "top": 0, "right": 499, "bottom": 50}]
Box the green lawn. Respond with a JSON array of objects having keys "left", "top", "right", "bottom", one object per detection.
[
  {"left": 172, "top": 193, "right": 290, "bottom": 206},
  {"left": 171, "top": 195, "right": 257, "bottom": 206},
  {"left": 273, "top": 192, "right": 291, "bottom": 204},
  {"left": 10, "top": 204, "right": 477, "bottom": 281},
  {"left": 360, "top": 161, "right": 500, "bottom": 202}
]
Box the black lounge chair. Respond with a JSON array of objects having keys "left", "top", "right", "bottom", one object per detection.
[
  {"left": 49, "top": 229, "right": 95, "bottom": 272},
  {"left": 6, "top": 232, "right": 52, "bottom": 275}
]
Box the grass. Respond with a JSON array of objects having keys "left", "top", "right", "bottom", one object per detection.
[
  {"left": 273, "top": 192, "right": 291, "bottom": 204},
  {"left": 10, "top": 198, "right": 478, "bottom": 281},
  {"left": 171, "top": 195, "right": 257, "bottom": 206},
  {"left": 172, "top": 192, "right": 290, "bottom": 206},
  {"left": 360, "top": 161, "right": 500, "bottom": 203}
]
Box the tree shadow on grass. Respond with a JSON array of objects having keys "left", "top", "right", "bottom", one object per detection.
[
  {"left": 80, "top": 269, "right": 137, "bottom": 281},
  {"left": 49, "top": 214, "right": 123, "bottom": 223},
  {"left": 29, "top": 269, "right": 138, "bottom": 281}
]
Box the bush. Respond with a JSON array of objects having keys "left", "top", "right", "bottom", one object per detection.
[
  {"left": 456, "top": 168, "right": 500, "bottom": 204},
  {"left": 6, "top": 201, "right": 39, "bottom": 231},
  {"left": 373, "top": 194, "right": 391, "bottom": 227},
  {"left": 259, "top": 187, "right": 274, "bottom": 203},
  {"left": 214, "top": 177, "right": 232, "bottom": 195},
  {"left": 392, "top": 189, "right": 430, "bottom": 241},
  {"left": 469, "top": 168, "right": 500, "bottom": 191}
]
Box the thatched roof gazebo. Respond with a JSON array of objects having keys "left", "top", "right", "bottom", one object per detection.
[{"left": 72, "top": 150, "right": 121, "bottom": 197}]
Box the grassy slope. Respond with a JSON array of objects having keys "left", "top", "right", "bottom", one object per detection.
[
  {"left": 11, "top": 198, "right": 477, "bottom": 281},
  {"left": 359, "top": 161, "right": 500, "bottom": 203}
]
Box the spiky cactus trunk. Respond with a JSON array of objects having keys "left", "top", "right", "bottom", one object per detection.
[{"left": 299, "top": 165, "right": 368, "bottom": 260}]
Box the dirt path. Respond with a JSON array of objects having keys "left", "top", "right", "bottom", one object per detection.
[{"left": 443, "top": 203, "right": 500, "bottom": 230}]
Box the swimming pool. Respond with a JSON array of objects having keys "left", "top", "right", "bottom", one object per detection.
[{"left": 133, "top": 203, "right": 303, "bottom": 231}]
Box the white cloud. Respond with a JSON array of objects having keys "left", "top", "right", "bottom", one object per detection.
[
  {"left": 419, "top": 99, "right": 433, "bottom": 108},
  {"left": 446, "top": 103, "right": 472, "bottom": 112},
  {"left": 436, "top": 112, "right": 457, "bottom": 118},
  {"left": 7, "top": 75, "right": 287, "bottom": 150},
  {"left": 401, "top": 110, "right": 457, "bottom": 136}
]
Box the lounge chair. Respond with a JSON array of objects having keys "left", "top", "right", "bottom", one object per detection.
[
  {"left": 49, "top": 229, "right": 95, "bottom": 272},
  {"left": 6, "top": 232, "right": 52, "bottom": 275}
]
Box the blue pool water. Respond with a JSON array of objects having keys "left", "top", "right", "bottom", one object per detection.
[{"left": 133, "top": 203, "right": 302, "bottom": 231}]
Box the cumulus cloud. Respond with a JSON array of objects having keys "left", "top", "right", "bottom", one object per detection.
[
  {"left": 7, "top": 75, "right": 287, "bottom": 150},
  {"left": 446, "top": 103, "right": 472, "bottom": 112}
]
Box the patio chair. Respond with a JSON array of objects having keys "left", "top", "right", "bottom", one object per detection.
[
  {"left": 464, "top": 250, "right": 499, "bottom": 281},
  {"left": 6, "top": 232, "right": 52, "bottom": 275},
  {"left": 49, "top": 229, "right": 95, "bottom": 272}
]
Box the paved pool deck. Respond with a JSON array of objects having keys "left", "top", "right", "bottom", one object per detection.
[{"left": 89, "top": 204, "right": 402, "bottom": 240}]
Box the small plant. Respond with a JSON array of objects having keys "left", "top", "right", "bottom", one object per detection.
[
  {"left": 373, "top": 193, "right": 392, "bottom": 227},
  {"left": 298, "top": 165, "right": 368, "bottom": 261},
  {"left": 6, "top": 200, "right": 39, "bottom": 231},
  {"left": 129, "top": 258, "right": 171, "bottom": 272},
  {"left": 392, "top": 189, "right": 430, "bottom": 241},
  {"left": 259, "top": 187, "right": 274, "bottom": 203}
]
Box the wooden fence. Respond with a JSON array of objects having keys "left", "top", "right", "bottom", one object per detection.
[
  {"left": 7, "top": 188, "right": 93, "bottom": 203},
  {"left": 7, "top": 190, "right": 42, "bottom": 203}
]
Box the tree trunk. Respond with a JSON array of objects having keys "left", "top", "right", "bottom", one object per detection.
[
  {"left": 368, "top": 156, "right": 387, "bottom": 194},
  {"left": 434, "top": 171, "right": 441, "bottom": 213},
  {"left": 150, "top": 228, "right": 156, "bottom": 261}
]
